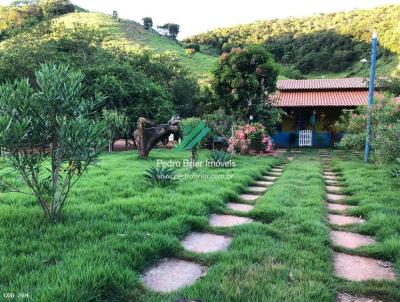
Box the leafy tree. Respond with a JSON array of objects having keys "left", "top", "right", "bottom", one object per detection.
[
  {"left": 212, "top": 45, "right": 279, "bottom": 121},
  {"left": 142, "top": 17, "right": 153, "bottom": 30},
  {"left": 157, "top": 23, "right": 180, "bottom": 40},
  {"left": 38, "top": 0, "right": 74, "bottom": 17},
  {"left": 0, "top": 64, "right": 107, "bottom": 222}
]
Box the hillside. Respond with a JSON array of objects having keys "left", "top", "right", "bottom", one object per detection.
[
  {"left": 186, "top": 4, "right": 400, "bottom": 79},
  {"left": 52, "top": 13, "right": 217, "bottom": 80}
]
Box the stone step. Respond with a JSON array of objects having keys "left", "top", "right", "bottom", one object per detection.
[
  {"left": 287, "top": 156, "right": 295, "bottom": 161},
  {"left": 247, "top": 186, "right": 267, "bottom": 194},
  {"left": 262, "top": 176, "right": 278, "bottom": 181},
  {"left": 327, "top": 203, "right": 355, "bottom": 214},
  {"left": 328, "top": 214, "right": 365, "bottom": 226},
  {"left": 271, "top": 168, "right": 283, "bottom": 172},
  {"left": 327, "top": 193, "right": 346, "bottom": 203},
  {"left": 141, "top": 258, "right": 206, "bottom": 293},
  {"left": 333, "top": 252, "right": 396, "bottom": 281},
  {"left": 182, "top": 232, "right": 231, "bottom": 253},
  {"left": 227, "top": 202, "right": 254, "bottom": 213},
  {"left": 330, "top": 230, "right": 375, "bottom": 249},
  {"left": 337, "top": 293, "right": 381, "bottom": 302},
  {"left": 239, "top": 194, "right": 260, "bottom": 202},
  {"left": 326, "top": 185, "right": 344, "bottom": 193},
  {"left": 324, "top": 172, "right": 337, "bottom": 176},
  {"left": 209, "top": 214, "right": 253, "bottom": 227},
  {"left": 325, "top": 179, "right": 341, "bottom": 185},
  {"left": 267, "top": 172, "right": 282, "bottom": 177},
  {"left": 254, "top": 180, "right": 274, "bottom": 187},
  {"left": 324, "top": 175, "right": 339, "bottom": 181}
]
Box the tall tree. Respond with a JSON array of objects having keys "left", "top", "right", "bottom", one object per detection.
[
  {"left": 142, "top": 17, "right": 153, "bottom": 30},
  {"left": 212, "top": 45, "right": 278, "bottom": 121},
  {"left": 157, "top": 23, "right": 180, "bottom": 40}
]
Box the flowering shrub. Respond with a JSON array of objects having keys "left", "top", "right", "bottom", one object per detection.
[{"left": 227, "top": 123, "right": 273, "bottom": 154}]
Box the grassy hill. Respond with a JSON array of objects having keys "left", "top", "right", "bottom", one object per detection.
[
  {"left": 52, "top": 12, "right": 217, "bottom": 80},
  {"left": 186, "top": 4, "right": 400, "bottom": 79}
]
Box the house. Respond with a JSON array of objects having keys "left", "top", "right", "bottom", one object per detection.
[{"left": 270, "top": 77, "right": 383, "bottom": 148}]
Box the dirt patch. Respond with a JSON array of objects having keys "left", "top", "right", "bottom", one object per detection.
[
  {"left": 141, "top": 259, "right": 206, "bottom": 293},
  {"left": 182, "top": 232, "right": 232, "bottom": 253},
  {"left": 334, "top": 252, "right": 396, "bottom": 281},
  {"left": 328, "top": 214, "right": 365, "bottom": 226},
  {"left": 209, "top": 214, "right": 253, "bottom": 227},
  {"left": 330, "top": 230, "right": 375, "bottom": 249},
  {"left": 227, "top": 202, "right": 255, "bottom": 213}
]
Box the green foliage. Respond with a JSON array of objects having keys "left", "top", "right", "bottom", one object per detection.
[
  {"left": 144, "top": 166, "right": 176, "bottom": 186},
  {"left": 0, "top": 64, "right": 107, "bottom": 222},
  {"left": 389, "top": 158, "right": 400, "bottom": 178},
  {"left": 142, "top": 17, "right": 153, "bottom": 30},
  {"left": 184, "top": 43, "right": 200, "bottom": 52},
  {"left": 157, "top": 23, "right": 180, "bottom": 40},
  {"left": 337, "top": 96, "right": 400, "bottom": 165},
  {"left": 212, "top": 45, "right": 278, "bottom": 121},
  {"left": 186, "top": 4, "right": 400, "bottom": 75},
  {"left": 38, "top": 0, "right": 74, "bottom": 17},
  {"left": 0, "top": 17, "right": 197, "bottom": 123},
  {"left": 112, "top": 10, "right": 118, "bottom": 20},
  {"left": 101, "top": 109, "right": 130, "bottom": 151},
  {"left": 202, "top": 108, "right": 235, "bottom": 139},
  {"left": 208, "top": 150, "right": 232, "bottom": 166}
]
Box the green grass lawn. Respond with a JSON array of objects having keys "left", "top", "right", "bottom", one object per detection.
[{"left": 1, "top": 150, "right": 399, "bottom": 301}]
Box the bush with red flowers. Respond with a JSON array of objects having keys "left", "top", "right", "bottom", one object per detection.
[{"left": 227, "top": 123, "right": 273, "bottom": 154}]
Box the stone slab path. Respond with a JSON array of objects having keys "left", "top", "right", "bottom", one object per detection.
[
  {"left": 227, "top": 202, "right": 254, "bottom": 213},
  {"left": 330, "top": 231, "right": 375, "bottom": 249},
  {"left": 239, "top": 194, "right": 260, "bottom": 202},
  {"left": 320, "top": 151, "right": 397, "bottom": 302},
  {"left": 182, "top": 232, "right": 232, "bottom": 253},
  {"left": 333, "top": 252, "right": 397, "bottom": 281},
  {"left": 209, "top": 214, "right": 254, "bottom": 227},
  {"left": 141, "top": 259, "right": 206, "bottom": 293},
  {"left": 247, "top": 186, "right": 268, "bottom": 194}
]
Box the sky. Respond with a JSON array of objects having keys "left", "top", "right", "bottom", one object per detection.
[{"left": 1, "top": 0, "right": 399, "bottom": 38}]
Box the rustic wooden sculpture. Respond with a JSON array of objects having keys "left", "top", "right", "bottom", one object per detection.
[{"left": 134, "top": 116, "right": 181, "bottom": 159}]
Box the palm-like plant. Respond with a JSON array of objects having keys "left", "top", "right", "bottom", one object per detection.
[{"left": 145, "top": 166, "right": 177, "bottom": 186}]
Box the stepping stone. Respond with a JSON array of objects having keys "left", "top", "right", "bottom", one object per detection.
[
  {"left": 325, "top": 179, "right": 340, "bottom": 185},
  {"left": 271, "top": 168, "right": 283, "bottom": 172},
  {"left": 287, "top": 156, "right": 295, "bottom": 161},
  {"left": 327, "top": 193, "right": 346, "bottom": 203},
  {"left": 239, "top": 194, "right": 259, "bottom": 202},
  {"left": 254, "top": 180, "right": 274, "bottom": 187},
  {"left": 337, "top": 293, "right": 382, "bottom": 302},
  {"left": 182, "top": 232, "right": 232, "bottom": 253},
  {"left": 247, "top": 186, "right": 267, "bottom": 194},
  {"left": 209, "top": 214, "right": 253, "bottom": 227},
  {"left": 330, "top": 230, "right": 375, "bottom": 249},
  {"left": 324, "top": 172, "right": 337, "bottom": 176},
  {"left": 325, "top": 175, "right": 338, "bottom": 181},
  {"left": 327, "top": 203, "right": 355, "bottom": 213},
  {"left": 263, "top": 176, "right": 277, "bottom": 181},
  {"left": 333, "top": 252, "right": 396, "bottom": 281},
  {"left": 227, "top": 202, "right": 254, "bottom": 213},
  {"left": 326, "top": 185, "right": 343, "bottom": 193},
  {"left": 141, "top": 259, "right": 206, "bottom": 293},
  {"left": 328, "top": 214, "right": 365, "bottom": 226},
  {"left": 268, "top": 172, "right": 282, "bottom": 177}
]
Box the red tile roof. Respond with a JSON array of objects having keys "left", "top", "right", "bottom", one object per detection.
[
  {"left": 277, "top": 78, "right": 368, "bottom": 91},
  {"left": 270, "top": 90, "right": 383, "bottom": 107}
]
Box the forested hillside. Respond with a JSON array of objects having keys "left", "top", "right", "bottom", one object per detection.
[{"left": 186, "top": 4, "right": 400, "bottom": 78}]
